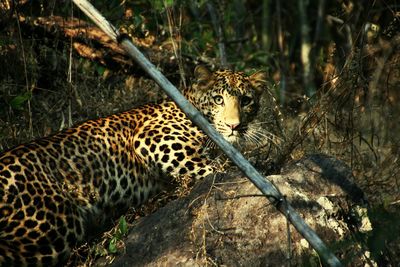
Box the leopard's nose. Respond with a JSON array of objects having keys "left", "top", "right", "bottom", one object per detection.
[{"left": 227, "top": 123, "right": 240, "bottom": 130}]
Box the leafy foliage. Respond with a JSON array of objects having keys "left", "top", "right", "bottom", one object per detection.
[
  {"left": 108, "top": 216, "right": 129, "bottom": 254},
  {"left": 9, "top": 92, "right": 31, "bottom": 110}
]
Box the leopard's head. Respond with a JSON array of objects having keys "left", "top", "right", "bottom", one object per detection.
[{"left": 186, "top": 66, "right": 267, "bottom": 144}]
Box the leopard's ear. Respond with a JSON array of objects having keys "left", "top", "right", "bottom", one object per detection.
[
  {"left": 249, "top": 70, "right": 267, "bottom": 92},
  {"left": 194, "top": 65, "right": 214, "bottom": 88}
]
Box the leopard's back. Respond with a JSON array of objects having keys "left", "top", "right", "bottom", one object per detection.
[
  {"left": 0, "top": 67, "right": 268, "bottom": 266},
  {"left": 0, "top": 103, "right": 186, "bottom": 266}
]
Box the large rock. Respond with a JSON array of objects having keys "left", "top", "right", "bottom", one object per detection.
[{"left": 110, "top": 154, "right": 371, "bottom": 266}]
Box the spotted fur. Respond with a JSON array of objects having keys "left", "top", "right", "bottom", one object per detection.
[{"left": 0, "top": 66, "right": 267, "bottom": 266}]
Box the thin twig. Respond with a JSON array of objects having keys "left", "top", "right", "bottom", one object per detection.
[
  {"left": 67, "top": 0, "right": 74, "bottom": 128},
  {"left": 284, "top": 196, "right": 293, "bottom": 266},
  {"left": 164, "top": 4, "right": 186, "bottom": 88},
  {"left": 13, "top": 1, "right": 33, "bottom": 137}
]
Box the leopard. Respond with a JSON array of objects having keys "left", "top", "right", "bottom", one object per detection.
[{"left": 0, "top": 65, "right": 267, "bottom": 267}]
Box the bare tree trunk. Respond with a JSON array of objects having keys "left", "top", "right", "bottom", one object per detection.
[
  {"left": 262, "top": 0, "right": 271, "bottom": 52},
  {"left": 276, "top": 0, "right": 287, "bottom": 104},
  {"left": 233, "top": 0, "right": 246, "bottom": 53},
  {"left": 206, "top": 1, "right": 228, "bottom": 68},
  {"left": 298, "top": 0, "right": 316, "bottom": 98}
]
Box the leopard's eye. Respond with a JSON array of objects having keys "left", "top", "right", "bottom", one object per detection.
[
  {"left": 213, "top": 95, "right": 224, "bottom": 105},
  {"left": 241, "top": 96, "right": 252, "bottom": 106}
]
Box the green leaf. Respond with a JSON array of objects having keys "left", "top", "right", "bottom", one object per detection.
[
  {"left": 108, "top": 237, "right": 118, "bottom": 254},
  {"left": 133, "top": 15, "right": 144, "bottom": 28},
  {"left": 95, "top": 65, "right": 106, "bottom": 76},
  {"left": 119, "top": 216, "right": 128, "bottom": 235},
  {"left": 164, "top": 0, "right": 174, "bottom": 8},
  {"left": 10, "top": 92, "right": 32, "bottom": 110},
  {"left": 152, "top": 0, "right": 174, "bottom": 11}
]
